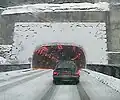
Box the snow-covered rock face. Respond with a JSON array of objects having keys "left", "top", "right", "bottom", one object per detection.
[
  {"left": 0, "top": 45, "right": 12, "bottom": 52},
  {"left": 0, "top": 45, "right": 12, "bottom": 63},
  {"left": 1, "top": 2, "right": 109, "bottom": 15},
  {"left": 12, "top": 22, "right": 107, "bottom": 64},
  {"left": 0, "top": 56, "right": 8, "bottom": 64}
]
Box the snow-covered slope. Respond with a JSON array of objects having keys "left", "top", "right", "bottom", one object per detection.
[
  {"left": 12, "top": 22, "right": 107, "bottom": 64},
  {"left": 1, "top": 2, "right": 109, "bottom": 15},
  {"left": 83, "top": 69, "right": 120, "bottom": 93}
]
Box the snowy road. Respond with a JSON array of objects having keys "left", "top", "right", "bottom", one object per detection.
[
  {"left": 39, "top": 83, "right": 89, "bottom": 100},
  {"left": 0, "top": 69, "right": 120, "bottom": 100}
]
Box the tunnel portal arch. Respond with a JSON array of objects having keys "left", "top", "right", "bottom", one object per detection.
[{"left": 32, "top": 42, "right": 86, "bottom": 69}]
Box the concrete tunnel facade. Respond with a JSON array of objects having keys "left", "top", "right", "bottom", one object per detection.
[{"left": 32, "top": 43, "right": 86, "bottom": 69}]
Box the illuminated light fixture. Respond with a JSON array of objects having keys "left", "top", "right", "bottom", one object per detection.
[
  {"left": 37, "top": 49, "right": 41, "bottom": 54},
  {"left": 41, "top": 46, "right": 48, "bottom": 51},
  {"left": 71, "top": 53, "right": 81, "bottom": 60},
  {"left": 78, "top": 53, "right": 81, "bottom": 58},
  {"left": 39, "top": 49, "right": 44, "bottom": 54},
  {"left": 57, "top": 44, "right": 63, "bottom": 49},
  {"left": 37, "top": 46, "right": 48, "bottom": 55}
]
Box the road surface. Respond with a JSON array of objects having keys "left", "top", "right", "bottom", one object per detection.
[{"left": 0, "top": 69, "right": 119, "bottom": 100}]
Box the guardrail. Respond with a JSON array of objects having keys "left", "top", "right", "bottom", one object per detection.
[
  {"left": 87, "top": 64, "right": 120, "bottom": 79},
  {"left": 0, "top": 63, "right": 31, "bottom": 72}
]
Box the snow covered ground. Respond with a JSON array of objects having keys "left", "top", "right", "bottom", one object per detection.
[
  {"left": 0, "top": 68, "right": 42, "bottom": 82},
  {"left": 1, "top": 2, "right": 109, "bottom": 15},
  {"left": 0, "top": 70, "right": 120, "bottom": 100},
  {"left": 80, "top": 70, "right": 120, "bottom": 100},
  {"left": 52, "top": 85, "right": 80, "bottom": 100},
  {"left": 0, "top": 69, "right": 51, "bottom": 93},
  {"left": 82, "top": 69, "right": 120, "bottom": 93},
  {"left": 0, "top": 70, "right": 53, "bottom": 100}
]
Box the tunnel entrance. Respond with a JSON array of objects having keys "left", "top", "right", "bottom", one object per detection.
[{"left": 32, "top": 43, "right": 86, "bottom": 69}]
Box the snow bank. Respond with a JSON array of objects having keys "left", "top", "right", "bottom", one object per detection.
[
  {"left": 83, "top": 69, "right": 120, "bottom": 93},
  {"left": 1, "top": 2, "right": 109, "bottom": 15}
]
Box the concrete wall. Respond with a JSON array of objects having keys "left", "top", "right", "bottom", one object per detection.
[
  {"left": 12, "top": 22, "right": 107, "bottom": 64},
  {"left": 1, "top": 11, "right": 106, "bottom": 46},
  {"left": 0, "top": 9, "right": 14, "bottom": 45},
  {"left": 1, "top": 1, "right": 120, "bottom": 64},
  {"left": 5, "top": 0, "right": 94, "bottom": 7},
  {"left": 3, "top": 0, "right": 116, "bottom": 7},
  {"left": 0, "top": 16, "right": 14, "bottom": 44},
  {"left": 107, "top": 4, "right": 120, "bottom": 64},
  {"left": 110, "top": 5, "right": 120, "bottom": 51},
  {"left": 0, "top": 11, "right": 107, "bottom": 64}
]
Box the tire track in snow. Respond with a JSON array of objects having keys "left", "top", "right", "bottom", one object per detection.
[
  {"left": 39, "top": 82, "right": 90, "bottom": 100},
  {"left": 51, "top": 84, "right": 80, "bottom": 100},
  {"left": 37, "top": 81, "right": 90, "bottom": 100},
  {"left": 38, "top": 84, "right": 58, "bottom": 100},
  {"left": 77, "top": 83, "right": 90, "bottom": 100}
]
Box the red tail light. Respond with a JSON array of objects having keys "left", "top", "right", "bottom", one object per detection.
[
  {"left": 53, "top": 72, "right": 58, "bottom": 75},
  {"left": 75, "top": 70, "right": 80, "bottom": 76}
]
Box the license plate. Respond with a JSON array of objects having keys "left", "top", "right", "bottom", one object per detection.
[
  {"left": 62, "top": 73, "right": 69, "bottom": 76},
  {"left": 63, "top": 74, "right": 71, "bottom": 77}
]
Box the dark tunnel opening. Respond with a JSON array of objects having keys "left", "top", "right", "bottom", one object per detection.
[{"left": 32, "top": 44, "right": 86, "bottom": 69}]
